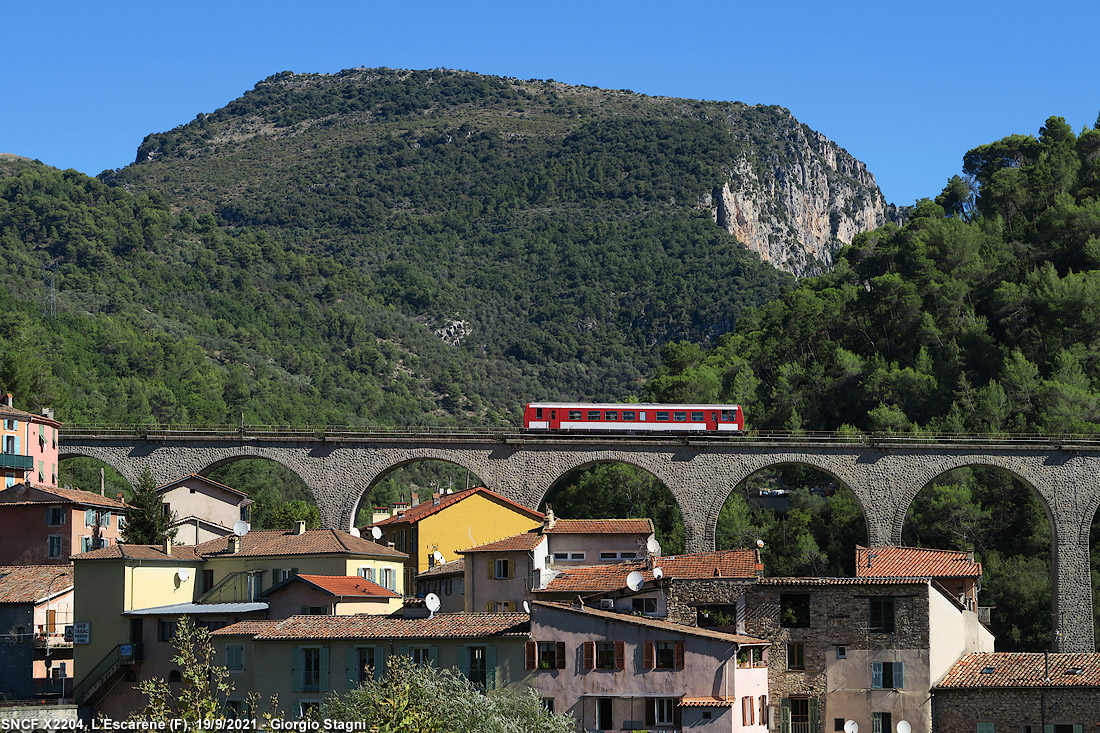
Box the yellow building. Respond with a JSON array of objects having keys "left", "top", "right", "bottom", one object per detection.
[{"left": 366, "top": 487, "right": 544, "bottom": 592}]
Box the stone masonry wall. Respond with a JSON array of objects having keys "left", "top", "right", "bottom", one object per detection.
[{"left": 932, "top": 688, "right": 1100, "bottom": 730}]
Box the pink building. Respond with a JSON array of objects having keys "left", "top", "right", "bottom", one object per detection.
[
  {"left": 0, "top": 483, "right": 127, "bottom": 564},
  {"left": 0, "top": 393, "right": 61, "bottom": 489}
]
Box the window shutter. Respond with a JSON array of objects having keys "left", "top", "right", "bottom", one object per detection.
[
  {"left": 614, "top": 640, "right": 625, "bottom": 670},
  {"left": 871, "top": 661, "right": 883, "bottom": 688},
  {"left": 556, "top": 641, "right": 565, "bottom": 669},
  {"left": 488, "top": 558, "right": 494, "bottom": 580},
  {"left": 583, "top": 641, "right": 595, "bottom": 670},
  {"left": 291, "top": 567, "right": 299, "bottom": 576},
  {"left": 399, "top": 645, "right": 410, "bottom": 658},
  {"left": 458, "top": 646, "right": 470, "bottom": 678},
  {"left": 346, "top": 648, "right": 357, "bottom": 689},
  {"left": 101, "top": 511, "right": 111, "bottom": 526},
  {"left": 644, "top": 641, "right": 654, "bottom": 669},
  {"left": 300, "top": 606, "right": 310, "bottom": 615},
  {"left": 525, "top": 641, "right": 536, "bottom": 670},
  {"left": 673, "top": 700, "right": 681, "bottom": 728},
  {"left": 45, "top": 507, "right": 51, "bottom": 524},
  {"left": 808, "top": 697, "right": 819, "bottom": 728},
  {"left": 486, "top": 602, "right": 495, "bottom": 613},
  {"left": 485, "top": 646, "right": 496, "bottom": 689},
  {"left": 895, "top": 661, "right": 904, "bottom": 689},
  {"left": 428, "top": 646, "right": 438, "bottom": 667},
  {"left": 674, "top": 640, "right": 685, "bottom": 669},
  {"left": 374, "top": 647, "right": 384, "bottom": 681},
  {"left": 742, "top": 696, "right": 753, "bottom": 725},
  {"left": 1072, "top": 726, "right": 1083, "bottom": 733},
  {"left": 645, "top": 699, "right": 656, "bottom": 726},
  {"left": 319, "top": 647, "right": 330, "bottom": 691},
  {"left": 85, "top": 509, "right": 95, "bottom": 527},
  {"left": 292, "top": 648, "right": 302, "bottom": 692},
  {"left": 780, "top": 698, "right": 791, "bottom": 733}
]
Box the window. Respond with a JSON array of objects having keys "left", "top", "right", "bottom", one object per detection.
[
  {"left": 632, "top": 597, "right": 657, "bottom": 614},
  {"left": 117, "top": 515, "right": 126, "bottom": 530},
  {"left": 673, "top": 411, "right": 687, "bottom": 421},
  {"left": 380, "top": 567, "right": 395, "bottom": 590},
  {"left": 536, "top": 641, "right": 563, "bottom": 669},
  {"left": 584, "top": 640, "right": 624, "bottom": 670},
  {"left": 742, "top": 696, "right": 754, "bottom": 725},
  {"left": 487, "top": 601, "right": 517, "bottom": 612},
  {"left": 159, "top": 619, "right": 178, "bottom": 642},
  {"left": 786, "top": 643, "right": 805, "bottom": 670},
  {"left": 354, "top": 646, "right": 376, "bottom": 683},
  {"left": 975, "top": 725, "right": 995, "bottom": 733},
  {"left": 622, "top": 411, "right": 636, "bottom": 421},
  {"left": 201, "top": 569, "right": 214, "bottom": 594},
  {"left": 836, "top": 645, "right": 847, "bottom": 659},
  {"left": 46, "top": 507, "right": 64, "bottom": 526},
  {"left": 587, "top": 410, "right": 600, "bottom": 420},
  {"left": 836, "top": 719, "right": 845, "bottom": 732},
  {"left": 871, "top": 661, "right": 904, "bottom": 689},
  {"left": 648, "top": 640, "right": 682, "bottom": 669},
  {"left": 554, "top": 551, "right": 584, "bottom": 562},
  {"left": 225, "top": 700, "right": 246, "bottom": 719},
  {"left": 869, "top": 597, "right": 896, "bottom": 633},
  {"left": 358, "top": 566, "right": 375, "bottom": 582},
  {"left": 600, "top": 551, "right": 618, "bottom": 560},
  {"left": 48, "top": 535, "right": 62, "bottom": 558},
  {"left": 780, "top": 594, "right": 810, "bottom": 627},
  {"left": 239, "top": 504, "right": 250, "bottom": 522},
  {"left": 596, "top": 641, "right": 616, "bottom": 669},
  {"left": 409, "top": 646, "right": 434, "bottom": 666},
  {"left": 467, "top": 645, "right": 487, "bottom": 688},
  {"left": 493, "top": 558, "right": 512, "bottom": 579},
  {"left": 84, "top": 509, "right": 96, "bottom": 528},
  {"left": 872, "top": 712, "right": 892, "bottom": 733},
  {"left": 301, "top": 647, "right": 322, "bottom": 692},
  {"left": 691, "top": 411, "right": 704, "bottom": 421},
  {"left": 789, "top": 698, "right": 811, "bottom": 728},
  {"left": 81, "top": 536, "right": 107, "bottom": 552},
  {"left": 226, "top": 644, "right": 244, "bottom": 671},
  {"left": 655, "top": 698, "right": 675, "bottom": 726},
  {"left": 298, "top": 701, "right": 320, "bottom": 719},
  {"left": 541, "top": 698, "right": 555, "bottom": 713},
  {"left": 568, "top": 411, "right": 582, "bottom": 420},
  {"left": 656, "top": 411, "right": 669, "bottom": 421},
  {"left": 604, "top": 411, "right": 618, "bottom": 420}
]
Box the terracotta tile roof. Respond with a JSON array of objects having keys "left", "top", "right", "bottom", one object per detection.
[
  {"left": 757, "top": 577, "right": 932, "bottom": 587},
  {"left": 368, "top": 488, "right": 543, "bottom": 528},
  {"left": 417, "top": 558, "right": 465, "bottom": 578},
  {"left": 856, "top": 545, "right": 982, "bottom": 579},
  {"left": 532, "top": 602, "right": 768, "bottom": 645},
  {"left": 73, "top": 544, "right": 203, "bottom": 562},
  {"left": 679, "top": 697, "right": 738, "bottom": 708},
  {"left": 937, "top": 652, "right": 1100, "bottom": 688},
  {"left": 212, "top": 620, "right": 281, "bottom": 637},
  {"left": 0, "top": 484, "right": 127, "bottom": 509},
  {"left": 458, "top": 531, "right": 544, "bottom": 554},
  {"left": 158, "top": 473, "right": 248, "bottom": 498},
  {"left": 250, "top": 612, "right": 530, "bottom": 640},
  {"left": 196, "top": 529, "right": 407, "bottom": 559},
  {"left": 0, "top": 565, "right": 73, "bottom": 603},
  {"left": 0, "top": 402, "right": 60, "bottom": 424},
  {"left": 294, "top": 574, "right": 400, "bottom": 598},
  {"left": 543, "top": 518, "right": 653, "bottom": 534},
  {"left": 539, "top": 550, "right": 761, "bottom": 593}
]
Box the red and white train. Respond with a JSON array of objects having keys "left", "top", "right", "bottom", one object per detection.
[{"left": 523, "top": 403, "right": 744, "bottom": 433}]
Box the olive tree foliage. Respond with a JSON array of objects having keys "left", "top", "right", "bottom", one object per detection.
[{"left": 317, "top": 655, "right": 574, "bottom": 733}]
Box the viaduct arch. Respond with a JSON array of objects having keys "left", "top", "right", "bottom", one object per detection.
[{"left": 59, "top": 429, "right": 1100, "bottom": 653}]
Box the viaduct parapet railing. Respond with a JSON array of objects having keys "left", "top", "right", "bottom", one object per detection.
[{"left": 58, "top": 426, "right": 1100, "bottom": 653}]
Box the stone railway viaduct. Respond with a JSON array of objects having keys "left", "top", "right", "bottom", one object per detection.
[{"left": 59, "top": 427, "right": 1100, "bottom": 653}]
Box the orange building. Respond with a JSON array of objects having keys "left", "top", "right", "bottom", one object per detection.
[
  {"left": 0, "top": 393, "right": 61, "bottom": 489},
  {"left": 0, "top": 484, "right": 127, "bottom": 564}
]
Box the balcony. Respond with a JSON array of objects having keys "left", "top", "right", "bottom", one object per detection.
[{"left": 0, "top": 453, "right": 33, "bottom": 470}]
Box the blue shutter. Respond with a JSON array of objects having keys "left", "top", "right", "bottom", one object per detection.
[
  {"left": 895, "top": 661, "right": 904, "bottom": 688},
  {"left": 485, "top": 646, "right": 497, "bottom": 690},
  {"left": 458, "top": 647, "right": 469, "bottom": 679},
  {"left": 292, "top": 648, "right": 302, "bottom": 692},
  {"left": 85, "top": 509, "right": 95, "bottom": 527},
  {"left": 871, "top": 661, "right": 883, "bottom": 688},
  {"left": 346, "top": 648, "right": 357, "bottom": 689},
  {"left": 14, "top": 437, "right": 19, "bottom": 454},
  {"left": 102, "top": 511, "right": 111, "bottom": 527},
  {"left": 319, "top": 647, "right": 330, "bottom": 691}
]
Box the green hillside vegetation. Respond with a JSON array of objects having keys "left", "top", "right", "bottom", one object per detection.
[{"left": 647, "top": 114, "right": 1100, "bottom": 649}]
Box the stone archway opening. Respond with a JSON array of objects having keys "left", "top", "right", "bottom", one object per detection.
[
  {"left": 59, "top": 456, "right": 133, "bottom": 500},
  {"left": 540, "top": 462, "right": 684, "bottom": 556},
  {"left": 717, "top": 464, "right": 867, "bottom": 577},
  {"left": 903, "top": 465, "right": 1052, "bottom": 651},
  {"left": 353, "top": 460, "right": 485, "bottom": 528},
  {"left": 206, "top": 458, "right": 315, "bottom": 530}
]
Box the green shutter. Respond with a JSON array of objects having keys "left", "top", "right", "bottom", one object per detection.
[
  {"left": 319, "top": 647, "right": 330, "bottom": 691},
  {"left": 895, "top": 661, "right": 904, "bottom": 689},
  {"left": 292, "top": 648, "right": 302, "bottom": 692},
  {"left": 1072, "top": 726, "right": 1082, "bottom": 733},
  {"left": 780, "top": 698, "right": 790, "bottom": 733},
  {"left": 346, "top": 647, "right": 357, "bottom": 689},
  {"left": 1044, "top": 726, "right": 1054, "bottom": 733},
  {"left": 399, "top": 645, "right": 410, "bottom": 659},
  {"left": 375, "top": 647, "right": 384, "bottom": 681},
  {"left": 485, "top": 646, "right": 496, "bottom": 690},
  {"left": 428, "top": 646, "right": 438, "bottom": 667},
  {"left": 458, "top": 646, "right": 469, "bottom": 679},
  {"left": 808, "top": 698, "right": 819, "bottom": 729}
]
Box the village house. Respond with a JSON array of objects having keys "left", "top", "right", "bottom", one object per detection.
[
  {"left": 0, "top": 483, "right": 127, "bottom": 564},
  {"left": 0, "top": 565, "right": 74, "bottom": 700},
  {"left": 0, "top": 393, "right": 61, "bottom": 490},
  {"left": 414, "top": 558, "right": 465, "bottom": 613},
  {"left": 155, "top": 473, "right": 253, "bottom": 545}
]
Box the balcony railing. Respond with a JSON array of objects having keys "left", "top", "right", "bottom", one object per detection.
[{"left": 0, "top": 453, "right": 33, "bottom": 470}]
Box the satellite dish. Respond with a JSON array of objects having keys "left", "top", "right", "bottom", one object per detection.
[
  {"left": 371, "top": 526, "right": 382, "bottom": 541},
  {"left": 522, "top": 600, "right": 530, "bottom": 613},
  {"left": 233, "top": 521, "right": 249, "bottom": 537},
  {"left": 646, "top": 537, "right": 661, "bottom": 556},
  {"left": 896, "top": 723, "right": 911, "bottom": 733},
  {"left": 446, "top": 488, "right": 453, "bottom": 494},
  {"left": 653, "top": 567, "right": 664, "bottom": 579},
  {"left": 844, "top": 722, "right": 858, "bottom": 733},
  {"left": 433, "top": 550, "right": 445, "bottom": 564},
  {"left": 626, "top": 571, "right": 644, "bottom": 591},
  {"left": 756, "top": 538, "right": 765, "bottom": 548},
  {"left": 349, "top": 527, "right": 361, "bottom": 538},
  {"left": 176, "top": 568, "right": 190, "bottom": 582},
  {"left": 425, "top": 593, "right": 441, "bottom": 617}
]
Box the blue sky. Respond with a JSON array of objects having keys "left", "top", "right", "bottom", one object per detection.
[{"left": 4, "top": 1, "right": 1098, "bottom": 206}]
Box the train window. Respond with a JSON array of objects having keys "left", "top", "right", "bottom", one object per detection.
[
  {"left": 691, "top": 411, "right": 704, "bottom": 421},
  {"left": 535, "top": 408, "right": 544, "bottom": 419},
  {"left": 639, "top": 411, "right": 646, "bottom": 420},
  {"left": 605, "top": 411, "right": 618, "bottom": 420},
  {"left": 674, "top": 412, "right": 687, "bottom": 422},
  {"left": 656, "top": 411, "right": 669, "bottom": 421},
  {"left": 622, "top": 411, "right": 635, "bottom": 421},
  {"left": 587, "top": 411, "right": 601, "bottom": 420},
  {"left": 569, "top": 411, "right": 582, "bottom": 420},
  {"left": 720, "top": 410, "right": 730, "bottom": 421},
  {"left": 711, "top": 412, "right": 717, "bottom": 421}
]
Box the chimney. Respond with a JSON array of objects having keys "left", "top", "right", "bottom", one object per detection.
[
  {"left": 295, "top": 520, "right": 306, "bottom": 536},
  {"left": 543, "top": 505, "right": 556, "bottom": 531},
  {"left": 116, "top": 491, "right": 124, "bottom": 503},
  {"left": 0, "top": 393, "right": 11, "bottom": 408},
  {"left": 229, "top": 536, "right": 240, "bottom": 554},
  {"left": 41, "top": 407, "right": 54, "bottom": 420},
  {"left": 410, "top": 492, "right": 419, "bottom": 506},
  {"left": 372, "top": 507, "right": 389, "bottom": 524},
  {"left": 432, "top": 492, "right": 441, "bottom": 506},
  {"left": 163, "top": 537, "right": 172, "bottom": 556}
]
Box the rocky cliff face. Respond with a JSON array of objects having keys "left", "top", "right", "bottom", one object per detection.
[{"left": 701, "top": 112, "right": 897, "bottom": 277}]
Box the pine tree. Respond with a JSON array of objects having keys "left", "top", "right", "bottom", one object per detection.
[{"left": 121, "top": 467, "right": 177, "bottom": 545}]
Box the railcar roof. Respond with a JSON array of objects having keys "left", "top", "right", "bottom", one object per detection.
[{"left": 525, "top": 402, "right": 741, "bottom": 409}]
